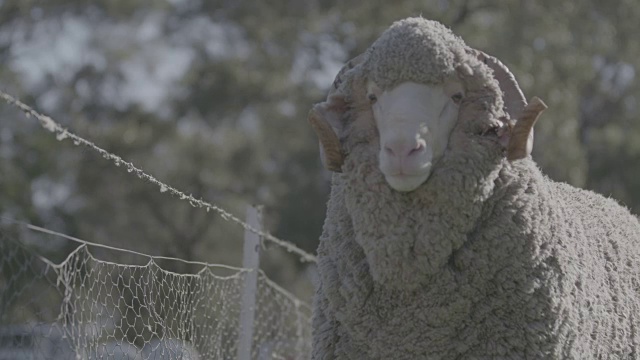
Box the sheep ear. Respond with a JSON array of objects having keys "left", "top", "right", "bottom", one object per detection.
[
  {"left": 308, "top": 94, "right": 348, "bottom": 172},
  {"left": 505, "top": 97, "right": 547, "bottom": 161}
]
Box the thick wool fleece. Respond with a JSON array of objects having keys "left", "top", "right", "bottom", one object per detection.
[
  {"left": 365, "top": 17, "right": 467, "bottom": 90},
  {"left": 312, "top": 17, "right": 640, "bottom": 359}
]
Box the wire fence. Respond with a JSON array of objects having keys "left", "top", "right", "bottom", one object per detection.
[
  {"left": 0, "top": 220, "right": 312, "bottom": 359},
  {"left": 0, "top": 91, "right": 317, "bottom": 264},
  {"left": 0, "top": 91, "right": 317, "bottom": 359}
]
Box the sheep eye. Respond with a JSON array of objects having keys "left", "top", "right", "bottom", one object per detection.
[
  {"left": 368, "top": 94, "right": 378, "bottom": 104},
  {"left": 451, "top": 92, "right": 463, "bottom": 104}
]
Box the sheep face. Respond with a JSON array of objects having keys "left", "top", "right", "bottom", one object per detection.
[{"left": 368, "top": 78, "right": 464, "bottom": 192}]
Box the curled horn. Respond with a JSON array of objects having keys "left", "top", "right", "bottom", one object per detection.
[
  {"left": 309, "top": 106, "right": 344, "bottom": 172},
  {"left": 507, "top": 96, "right": 547, "bottom": 161},
  {"left": 467, "top": 48, "right": 546, "bottom": 161},
  {"left": 309, "top": 53, "right": 366, "bottom": 172},
  {"left": 331, "top": 53, "right": 366, "bottom": 93},
  {"left": 474, "top": 50, "right": 527, "bottom": 120}
]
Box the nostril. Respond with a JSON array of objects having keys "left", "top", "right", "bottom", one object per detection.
[{"left": 408, "top": 143, "right": 425, "bottom": 156}]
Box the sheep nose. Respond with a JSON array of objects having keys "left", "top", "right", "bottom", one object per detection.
[{"left": 384, "top": 138, "right": 426, "bottom": 159}]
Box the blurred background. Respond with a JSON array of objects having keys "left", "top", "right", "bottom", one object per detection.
[{"left": 1, "top": 0, "right": 639, "bottom": 303}]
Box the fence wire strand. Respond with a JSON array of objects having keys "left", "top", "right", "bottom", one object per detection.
[{"left": 0, "top": 91, "right": 317, "bottom": 263}]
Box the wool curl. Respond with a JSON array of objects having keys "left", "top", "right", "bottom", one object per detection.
[{"left": 364, "top": 17, "right": 467, "bottom": 89}]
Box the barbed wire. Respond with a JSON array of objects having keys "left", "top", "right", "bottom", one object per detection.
[{"left": 0, "top": 91, "right": 318, "bottom": 263}]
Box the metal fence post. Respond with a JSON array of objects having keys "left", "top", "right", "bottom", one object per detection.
[{"left": 237, "top": 205, "right": 263, "bottom": 360}]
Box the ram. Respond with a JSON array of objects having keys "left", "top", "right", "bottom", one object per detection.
[{"left": 309, "top": 17, "right": 640, "bottom": 359}]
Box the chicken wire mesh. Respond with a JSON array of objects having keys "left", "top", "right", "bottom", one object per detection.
[{"left": 0, "top": 222, "right": 312, "bottom": 359}]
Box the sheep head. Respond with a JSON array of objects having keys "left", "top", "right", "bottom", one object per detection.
[{"left": 309, "top": 17, "right": 545, "bottom": 192}]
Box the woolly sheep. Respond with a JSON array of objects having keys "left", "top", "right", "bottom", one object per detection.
[{"left": 308, "top": 17, "right": 640, "bottom": 359}]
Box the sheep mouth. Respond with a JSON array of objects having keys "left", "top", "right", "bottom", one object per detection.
[{"left": 383, "top": 171, "right": 431, "bottom": 192}]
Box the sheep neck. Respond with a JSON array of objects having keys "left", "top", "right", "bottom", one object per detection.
[{"left": 338, "top": 136, "right": 506, "bottom": 290}]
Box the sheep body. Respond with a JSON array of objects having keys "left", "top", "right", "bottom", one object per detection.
[
  {"left": 312, "top": 17, "right": 640, "bottom": 359},
  {"left": 315, "top": 157, "right": 640, "bottom": 358}
]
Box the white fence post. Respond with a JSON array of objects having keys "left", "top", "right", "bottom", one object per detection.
[{"left": 237, "top": 205, "right": 263, "bottom": 360}]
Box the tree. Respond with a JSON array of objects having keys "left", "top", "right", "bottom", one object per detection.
[{"left": 1, "top": 0, "right": 639, "bottom": 303}]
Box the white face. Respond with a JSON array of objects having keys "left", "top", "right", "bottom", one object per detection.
[{"left": 368, "top": 80, "right": 463, "bottom": 192}]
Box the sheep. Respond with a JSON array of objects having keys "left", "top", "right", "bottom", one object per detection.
[{"left": 308, "top": 17, "right": 640, "bottom": 359}]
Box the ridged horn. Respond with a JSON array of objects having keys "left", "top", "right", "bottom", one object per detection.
[
  {"left": 507, "top": 97, "right": 547, "bottom": 161},
  {"left": 331, "top": 53, "right": 367, "bottom": 92},
  {"left": 309, "top": 53, "right": 366, "bottom": 172},
  {"left": 471, "top": 49, "right": 527, "bottom": 120},
  {"left": 309, "top": 105, "right": 344, "bottom": 172}
]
